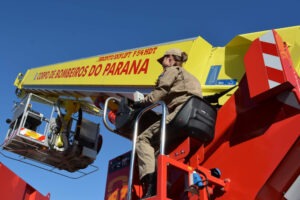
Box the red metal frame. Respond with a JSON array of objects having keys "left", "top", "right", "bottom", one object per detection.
[
  {"left": 136, "top": 135, "right": 229, "bottom": 200},
  {"left": 0, "top": 162, "right": 50, "bottom": 200},
  {"left": 147, "top": 154, "right": 229, "bottom": 200},
  {"left": 168, "top": 137, "right": 205, "bottom": 165},
  {"left": 202, "top": 81, "right": 300, "bottom": 199}
]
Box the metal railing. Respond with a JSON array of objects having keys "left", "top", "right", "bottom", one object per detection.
[
  {"left": 102, "top": 96, "right": 120, "bottom": 133},
  {"left": 102, "top": 98, "right": 168, "bottom": 200},
  {"left": 127, "top": 101, "right": 168, "bottom": 200}
]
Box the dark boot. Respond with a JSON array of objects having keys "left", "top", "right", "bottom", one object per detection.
[{"left": 141, "top": 172, "right": 157, "bottom": 199}]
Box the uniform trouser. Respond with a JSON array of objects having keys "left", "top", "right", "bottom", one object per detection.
[{"left": 136, "top": 105, "right": 182, "bottom": 180}]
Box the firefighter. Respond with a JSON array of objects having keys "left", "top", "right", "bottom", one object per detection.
[{"left": 133, "top": 48, "right": 203, "bottom": 198}]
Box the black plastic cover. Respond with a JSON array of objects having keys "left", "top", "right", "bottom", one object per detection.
[{"left": 168, "top": 96, "right": 217, "bottom": 144}]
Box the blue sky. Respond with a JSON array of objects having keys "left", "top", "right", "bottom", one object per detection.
[{"left": 0, "top": 0, "right": 299, "bottom": 199}]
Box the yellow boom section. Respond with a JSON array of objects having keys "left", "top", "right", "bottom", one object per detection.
[
  {"left": 14, "top": 25, "right": 300, "bottom": 111},
  {"left": 16, "top": 39, "right": 196, "bottom": 88}
]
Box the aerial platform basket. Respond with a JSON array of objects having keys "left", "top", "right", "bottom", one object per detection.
[{"left": 2, "top": 93, "right": 101, "bottom": 178}]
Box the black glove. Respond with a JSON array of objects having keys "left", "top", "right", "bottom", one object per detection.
[{"left": 132, "top": 101, "right": 144, "bottom": 109}]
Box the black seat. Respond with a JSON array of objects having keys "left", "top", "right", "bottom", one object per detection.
[{"left": 167, "top": 96, "right": 217, "bottom": 145}]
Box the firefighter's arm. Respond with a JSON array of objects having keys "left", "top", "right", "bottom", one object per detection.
[{"left": 138, "top": 67, "right": 178, "bottom": 107}]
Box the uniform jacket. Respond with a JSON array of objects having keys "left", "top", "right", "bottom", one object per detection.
[{"left": 141, "top": 65, "right": 202, "bottom": 112}]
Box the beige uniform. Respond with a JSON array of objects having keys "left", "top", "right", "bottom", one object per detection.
[{"left": 136, "top": 65, "right": 202, "bottom": 179}]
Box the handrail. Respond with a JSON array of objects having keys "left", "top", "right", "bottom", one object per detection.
[
  {"left": 127, "top": 101, "right": 168, "bottom": 200},
  {"left": 103, "top": 97, "right": 120, "bottom": 133}
]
